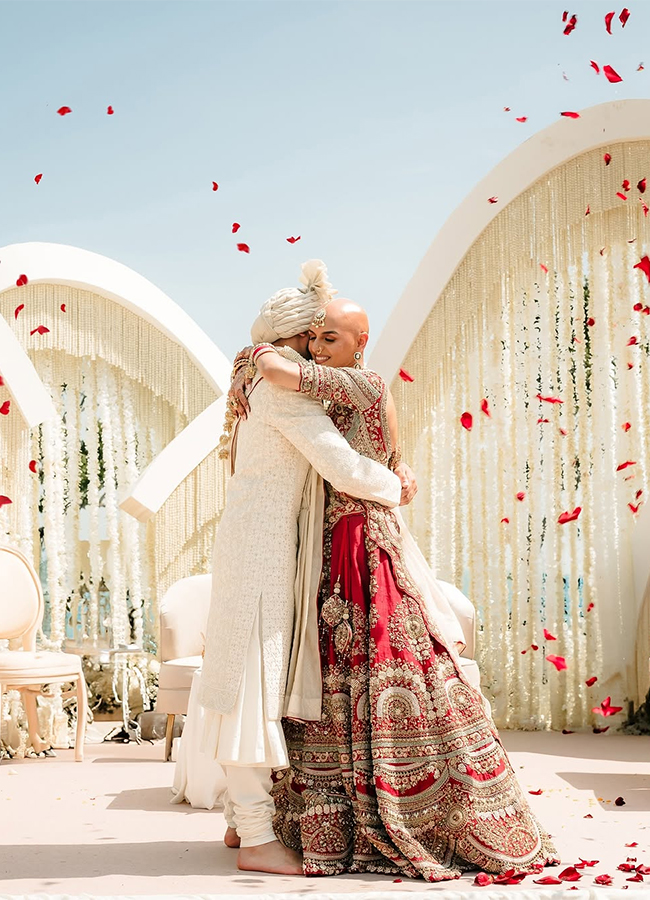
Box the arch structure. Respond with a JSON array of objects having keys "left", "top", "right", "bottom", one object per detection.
[
  {"left": 369, "top": 100, "right": 650, "bottom": 729},
  {"left": 0, "top": 242, "right": 231, "bottom": 666}
]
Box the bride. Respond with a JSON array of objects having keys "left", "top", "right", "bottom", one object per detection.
[{"left": 251, "top": 297, "right": 559, "bottom": 881}]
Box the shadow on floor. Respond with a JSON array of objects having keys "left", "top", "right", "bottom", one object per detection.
[
  {"left": 557, "top": 771, "right": 650, "bottom": 810},
  {"left": 106, "top": 786, "right": 223, "bottom": 814}
]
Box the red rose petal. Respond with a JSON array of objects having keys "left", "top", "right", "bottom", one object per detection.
[
  {"left": 636, "top": 489, "right": 643, "bottom": 499},
  {"left": 595, "top": 874, "right": 613, "bottom": 884},
  {"left": 34, "top": 173, "right": 43, "bottom": 185},
  {"left": 626, "top": 843, "right": 638, "bottom": 847},
  {"left": 593, "top": 696, "right": 623, "bottom": 717},
  {"left": 480, "top": 398, "right": 491, "bottom": 417},
  {"left": 587, "top": 317, "right": 595, "bottom": 326},
  {"left": 516, "top": 491, "right": 525, "bottom": 501},
  {"left": 474, "top": 873, "right": 494, "bottom": 886},
  {"left": 563, "top": 14, "right": 578, "bottom": 35},
  {"left": 586, "top": 676, "right": 598, "bottom": 686},
  {"left": 528, "top": 789, "right": 543, "bottom": 795},
  {"left": 536, "top": 392, "right": 563, "bottom": 404},
  {"left": 57, "top": 106, "right": 72, "bottom": 116},
  {"left": 488, "top": 196, "right": 498, "bottom": 204},
  {"left": 604, "top": 65, "right": 623, "bottom": 83},
  {"left": 232, "top": 223, "right": 241, "bottom": 233},
  {"left": 559, "top": 866, "right": 582, "bottom": 882},
  {"left": 605, "top": 11, "right": 615, "bottom": 33},
  {"left": 531, "top": 643, "right": 539, "bottom": 651},
  {"left": 617, "top": 460, "right": 637, "bottom": 471},
  {"left": 0, "top": 400, "right": 10, "bottom": 415},
  {"left": 638, "top": 63, "right": 645, "bottom": 71},
  {"left": 16, "top": 274, "right": 28, "bottom": 287},
  {"left": 399, "top": 368, "right": 414, "bottom": 383},
  {"left": 547, "top": 654, "right": 567, "bottom": 671},
  {"left": 620, "top": 7, "right": 630, "bottom": 27},
  {"left": 563, "top": 729, "right": 574, "bottom": 734},
  {"left": 591, "top": 60, "right": 600, "bottom": 74},
  {"left": 60, "top": 303, "right": 66, "bottom": 312},
  {"left": 559, "top": 427, "right": 568, "bottom": 436},
  {"left": 604, "top": 152, "right": 612, "bottom": 165},
  {"left": 558, "top": 507, "right": 581, "bottom": 524},
  {"left": 593, "top": 726, "right": 610, "bottom": 733},
  {"left": 539, "top": 263, "right": 548, "bottom": 273},
  {"left": 537, "top": 417, "right": 550, "bottom": 423},
  {"left": 503, "top": 106, "right": 511, "bottom": 112},
  {"left": 627, "top": 336, "right": 638, "bottom": 346},
  {"left": 107, "top": 105, "right": 114, "bottom": 115},
  {"left": 584, "top": 813, "right": 593, "bottom": 818},
  {"left": 28, "top": 460, "right": 38, "bottom": 474},
  {"left": 0, "top": 495, "right": 12, "bottom": 508},
  {"left": 627, "top": 873, "right": 644, "bottom": 882},
  {"left": 501, "top": 517, "right": 509, "bottom": 524},
  {"left": 628, "top": 362, "right": 634, "bottom": 370},
  {"left": 516, "top": 116, "right": 528, "bottom": 123},
  {"left": 14, "top": 303, "right": 24, "bottom": 319},
  {"left": 623, "top": 179, "right": 631, "bottom": 191},
  {"left": 561, "top": 111, "right": 580, "bottom": 118},
  {"left": 615, "top": 796, "right": 626, "bottom": 806},
  {"left": 634, "top": 302, "right": 643, "bottom": 311},
  {"left": 236, "top": 243, "right": 250, "bottom": 253},
  {"left": 286, "top": 236, "right": 301, "bottom": 243},
  {"left": 619, "top": 863, "right": 636, "bottom": 871},
  {"left": 630, "top": 502, "right": 641, "bottom": 514},
  {"left": 637, "top": 865, "right": 650, "bottom": 875},
  {"left": 30, "top": 325, "right": 50, "bottom": 336},
  {"left": 543, "top": 628, "right": 557, "bottom": 641},
  {"left": 642, "top": 201, "right": 649, "bottom": 217},
  {"left": 617, "top": 192, "right": 628, "bottom": 201},
  {"left": 634, "top": 256, "right": 650, "bottom": 281},
  {"left": 623, "top": 422, "right": 632, "bottom": 432},
  {"left": 638, "top": 178, "right": 647, "bottom": 194},
  {"left": 534, "top": 877, "right": 563, "bottom": 884},
  {"left": 460, "top": 412, "right": 473, "bottom": 431},
  {"left": 585, "top": 205, "right": 591, "bottom": 216},
  {"left": 212, "top": 181, "right": 219, "bottom": 191}
]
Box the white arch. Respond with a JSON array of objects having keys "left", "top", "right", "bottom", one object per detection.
[
  {"left": 0, "top": 241, "right": 232, "bottom": 396},
  {"left": 369, "top": 99, "right": 650, "bottom": 383}
]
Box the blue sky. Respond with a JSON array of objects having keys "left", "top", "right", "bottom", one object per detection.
[{"left": 1, "top": 0, "right": 648, "bottom": 358}]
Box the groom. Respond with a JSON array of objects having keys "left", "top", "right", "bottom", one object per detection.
[{"left": 200, "top": 261, "right": 405, "bottom": 875}]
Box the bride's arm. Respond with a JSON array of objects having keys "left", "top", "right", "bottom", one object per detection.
[{"left": 253, "top": 345, "right": 302, "bottom": 391}]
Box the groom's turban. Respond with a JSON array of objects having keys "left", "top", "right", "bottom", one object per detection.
[{"left": 250, "top": 259, "right": 337, "bottom": 344}]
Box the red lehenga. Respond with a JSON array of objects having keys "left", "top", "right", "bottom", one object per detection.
[{"left": 270, "top": 363, "right": 559, "bottom": 881}]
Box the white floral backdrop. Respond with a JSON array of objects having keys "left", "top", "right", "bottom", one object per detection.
[{"left": 393, "top": 140, "right": 650, "bottom": 730}]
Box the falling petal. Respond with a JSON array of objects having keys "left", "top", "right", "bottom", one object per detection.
[
  {"left": 236, "top": 243, "right": 250, "bottom": 253},
  {"left": 14, "top": 304, "right": 24, "bottom": 319},
  {"left": 399, "top": 367, "right": 414, "bottom": 383},
  {"left": 0, "top": 400, "right": 10, "bottom": 415},
  {"left": 503, "top": 106, "right": 511, "bottom": 112},
  {"left": 587, "top": 317, "right": 595, "bottom": 326},
  {"left": 480, "top": 398, "right": 491, "bottom": 417},
  {"left": 516, "top": 491, "right": 525, "bottom": 501},
  {"left": 34, "top": 173, "right": 43, "bottom": 185},
  {"left": 586, "top": 676, "right": 598, "bottom": 686},
  {"left": 16, "top": 274, "right": 28, "bottom": 287},
  {"left": 627, "top": 336, "right": 638, "bottom": 345},
  {"left": 604, "top": 152, "right": 612, "bottom": 165},
  {"left": 561, "top": 111, "right": 581, "bottom": 118},
  {"left": 562, "top": 10, "right": 568, "bottom": 21},
  {"left": 0, "top": 495, "right": 12, "bottom": 508},
  {"left": 30, "top": 325, "right": 50, "bottom": 336},
  {"left": 591, "top": 60, "right": 600, "bottom": 74},
  {"left": 488, "top": 196, "right": 498, "bottom": 204},
  {"left": 626, "top": 843, "right": 639, "bottom": 848},
  {"left": 500, "top": 517, "right": 509, "bottom": 524},
  {"left": 634, "top": 302, "right": 643, "bottom": 311},
  {"left": 563, "top": 14, "right": 578, "bottom": 35},
  {"left": 636, "top": 489, "right": 643, "bottom": 499},
  {"left": 622, "top": 179, "right": 631, "bottom": 191},
  {"left": 641, "top": 200, "right": 649, "bottom": 217},
  {"left": 28, "top": 460, "right": 38, "bottom": 474},
  {"left": 107, "top": 105, "right": 114, "bottom": 115},
  {"left": 620, "top": 7, "right": 630, "bottom": 26},
  {"left": 617, "top": 460, "right": 637, "bottom": 471},
  {"left": 634, "top": 256, "right": 650, "bottom": 281},
  {"left": 592, "top": 696, "right": 623, "bottom": 716},
  {"left": 585, "top": 205, "right": 590, "bottom": 216},
  {"left": 515, "top": 116, "right": 528, "bottom": 123},
  {"left": 212, "top": 181, "right": 219, "bottom": 191},
  {"left": 617, "top": 192, "right": 628, "bottom": 201},
  {"left": 638, "top": 177, "right": 647, "bottom": 193},
  {"left": 558, "top": 507, "right": 581, "bottom": 524},
  {"left": 531, "top": 644, "right": 539, "bottom": 651},
  {"left": 536, "top": 392, "right": 563, "bottom": 404},
  {"left": 543, "top": 628, "right": 557, "bottom": 641},
  {"left": 538, "top": 417, "right": 550, "bottom": 424},
  {"left": 286, "top": 236, "right": 301, "bottom": 243},
  {"left": 639, "top": 63, "right": 645, "bottom": 71},
  {"left": 60, "top": 303, "right": 66, "bottom": 312},
  {"left": 460, "top": 412, "right": 473, "bottom": 431},
  {"left": 604, "top": 64, "right": 623, "bottom": 83},
  {"left": 57, "top": 106, "right": 72, "bottom": 116},
  {"left": 547, "top": 654, "right": 568, "bottom": 671},
  {"left": 605, "top": 11, "right": 615, "bottom": 33},
  {"left": 629, "top": 502, "right": 641, "bottom": 514},
  {"left": 539, "top": 263, "right": 548, "bottom": 273}
]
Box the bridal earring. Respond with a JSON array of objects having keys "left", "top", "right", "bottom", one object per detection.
[{"left": 354, "top": 352, "right": 362, "bottom": 369}]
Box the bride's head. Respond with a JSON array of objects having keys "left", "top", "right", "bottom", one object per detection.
[{"left": 308, "top": 298, "right": 369, "bottom": 368}]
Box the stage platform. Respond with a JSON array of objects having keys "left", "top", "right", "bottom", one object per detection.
[{"left": 0, "top": 731, "right": 648, "bottom": 899}]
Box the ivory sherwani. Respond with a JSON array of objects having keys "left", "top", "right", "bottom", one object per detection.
[{"left": 199, "top": 374, "right": 401, "bottom": 725}]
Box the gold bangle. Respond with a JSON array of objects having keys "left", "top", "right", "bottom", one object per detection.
[{"left": 388, "top": 447, "right": 402, "bottom": 471}]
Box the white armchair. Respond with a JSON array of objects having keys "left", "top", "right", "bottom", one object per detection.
[
  {"left": 0, "top": 544, "right": 88, "bottom": 760},
  {"left": 156, "top": 573, "right": 212, "bottom": 761}
]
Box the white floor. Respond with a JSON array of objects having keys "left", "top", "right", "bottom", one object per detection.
[{"left": 0, "top": 731, "right": 648, "bottom": 898}]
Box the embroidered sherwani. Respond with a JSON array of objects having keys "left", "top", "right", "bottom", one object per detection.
[{"left": 199, "top": 372, "right": 402, "bottom": 761}]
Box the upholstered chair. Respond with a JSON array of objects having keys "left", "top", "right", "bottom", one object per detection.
[
  {"left": 0, "top": 544, "right": 88, "bottom": 761},
  {"left": 156, "top": 573, "right": 212, "bottom": 761}
]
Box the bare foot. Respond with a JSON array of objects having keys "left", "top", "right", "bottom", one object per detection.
[
  {"left": 237, "top": 840, "right": 303, "bottom": 875},
  {"left": 224, "top": 826, "right": 240, "bottom": 848}
]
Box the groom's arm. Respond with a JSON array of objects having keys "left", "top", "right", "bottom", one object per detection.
[{"left": 261, "top": 382, "right": 401, "bottom": 508}]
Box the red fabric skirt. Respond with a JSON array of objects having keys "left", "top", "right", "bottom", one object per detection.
[{"left": 272, "top": 513, "right": 558, "bottom": 880}]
